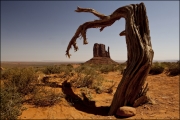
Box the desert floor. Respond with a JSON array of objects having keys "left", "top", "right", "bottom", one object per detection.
[{"left": 16, "top": 64, "right": 179, "bottom": 119}]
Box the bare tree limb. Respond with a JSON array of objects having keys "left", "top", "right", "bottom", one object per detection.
[
  {"left": 65, "top": 7, "right": 124, "bottom": 58},
  {"left": 75, "top": 6, "right": 107, "bottom": 20}
]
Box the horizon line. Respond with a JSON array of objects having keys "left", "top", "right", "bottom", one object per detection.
[{"left": 1, "top": 59, "right": 179, "bottom": 63}]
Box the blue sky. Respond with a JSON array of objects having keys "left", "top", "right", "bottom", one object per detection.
[{"left": 1, "top": 1, "right": 179, "bottom": 62}]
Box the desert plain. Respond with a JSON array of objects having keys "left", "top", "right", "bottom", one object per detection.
[{"left": 1, "top": 61, "right": 179, "bottom": 119}]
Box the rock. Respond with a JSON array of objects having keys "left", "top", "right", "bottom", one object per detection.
[
  {"left": 85, "top": 43, "right": 118, "bottom": 64},
  {"left": 107, "top": 46, "right": 110, "bottom": 58},
  {"left": 93, "top": 43, "right": 99, "bottom": 57},
  {"left": 116, "top": 106, "right": 136, "bottom": 117},
  {"left": 93, "top": 43, "right": 110, "bottom": 58},
  {"left": 99, "top": 44, "right": 106, "bottom": 57}
]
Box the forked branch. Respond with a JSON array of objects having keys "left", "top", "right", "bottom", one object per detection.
[
  {"left": 75, "top": 6, "right": 107, "bottom": 20},
  {"left": 65, "top": 6, "right": 125, "bottom": 58}
]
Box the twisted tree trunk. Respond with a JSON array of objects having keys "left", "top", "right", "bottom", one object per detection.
[{"left": 65, "top": 2, "right": 154, "bottom": 115}]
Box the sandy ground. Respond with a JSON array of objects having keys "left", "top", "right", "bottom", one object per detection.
[{"left": 18, "top": 70, "right": 179, "bottom": 119}]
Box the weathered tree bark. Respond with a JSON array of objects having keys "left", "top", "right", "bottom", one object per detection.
[{"left": 65, "top": 2, "right": 154, "bottom": 115}]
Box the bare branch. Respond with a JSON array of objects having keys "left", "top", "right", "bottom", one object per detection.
[
  {"left": 119, "top": 30, "right": 126, "bottom": 36},
  {"left": 66, "top": 8, "right": 125, "bottom": 58},
  {"left": 75, "top": 6, "right": 107, "bottom": 20}
]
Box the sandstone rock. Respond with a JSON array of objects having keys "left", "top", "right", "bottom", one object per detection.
[
  {"left": 85, "top": 43, "right": 118, "bottom": 64},
  {"left": 93, "top": 43, "right": 99, "bottom": 57},
  {"left": 93, "top": 43, "right": 110, "bottom": 58},
  {"left": 116, "top": 106, "right": 136, "bottom": 117},
  {"left": 107, "top": 46, "right": 110, "bottom": 58},
  {"left": 100, "top": 44, "right": 106, "bottom": 57}
]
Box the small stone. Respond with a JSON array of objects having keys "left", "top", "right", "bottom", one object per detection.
[{"left": 116, "top": 106, "right": 136, "bottom": 117}]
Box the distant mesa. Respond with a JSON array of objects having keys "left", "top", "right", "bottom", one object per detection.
[{"left": 85, "top": 43, "right": 118, "bottom": 64}]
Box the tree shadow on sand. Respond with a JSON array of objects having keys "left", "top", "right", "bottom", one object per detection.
[{"left": 61, "top": 80, "right": 110, "bottom": 116}]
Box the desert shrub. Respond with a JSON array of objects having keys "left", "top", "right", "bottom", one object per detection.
[
  {"left": 99, "top": 65, "right": 110, "bottom": 74},
  {"left": 72, "top": 73, "right": 104, "bottom": 94},
  {"left": 75, "top": 64, "right": 89, "bottom": 73},
  {"left": 71, "top": 65, "right": 101, "bottom": 88},
  {"left": 149, "top": 62, "right": 164, "bottom": 75},
  {"left": 92, "top": 75, "right": 104, "bottom": 94},
  {"left": 30, "top": 87, "right": 64, "bottom": 107},
  {"left": 42, "top": 65, "right": 73, "bottom": 75},
  {"left": 7, "top": 67, "right": 38, "bottom": 95},
  {"left": 0, "top": 67, "right": 36, "bottom": 119},
  {"left": 72, "top": 64, "right": 107, "bottom": 92},
  {"left": 114, "top": 64, "right": 123, "bottom": 71},
  {"left": 161, "top": 62, "right": 172, "bottom": 68},
  {"left": 33, "top": 66, "right": 45, "bottom": 73},
  {"left": 67, "top": 64, "right": 73, "bottom": 68},
  {"left": 89, "top": 64, "right": 101, "bottom": 71},
  {"left": 42, "top": 65, "right": 61, "bottom": 74},
  {"left": 1, "top": 68, "right": 17, "bottom": 80},
  {"left": 165, "top": 61, "right": 180, "bottom": 76},
  {"left": 99, "top": 64, "right": 118, "bottom": 74},
  {"left": 70, "top": 73, "right": 96, "bottom": 88},
  {"left": 90, "top": 64, "right": 124, "bottom": 74},
  {"left": 75, "top": 64, "right": 97, "bottom": 75},
  {"left": 61, "top": 65, "right": 73, "bottom": 76},
  {"left": 119, "top": 63, "right": 126, "bottom": 74},
  {"left": 0, "top": 84, "right": 24, "bottom": 120}
]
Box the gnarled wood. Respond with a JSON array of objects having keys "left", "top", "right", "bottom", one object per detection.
[{"left": 65, "top": 2, "right": 154, "bottom": 115}]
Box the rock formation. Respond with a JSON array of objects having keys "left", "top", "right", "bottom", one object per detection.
[
  {"left": 85, "top": 43, "right": 118, "bottom": 64},
  {"left": 93, "top": 43, "right": 110, "bottom": 58}
]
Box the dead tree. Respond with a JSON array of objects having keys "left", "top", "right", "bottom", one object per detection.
[{"left": 65, "top": 2, "right": 154, "bottom": 115}]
